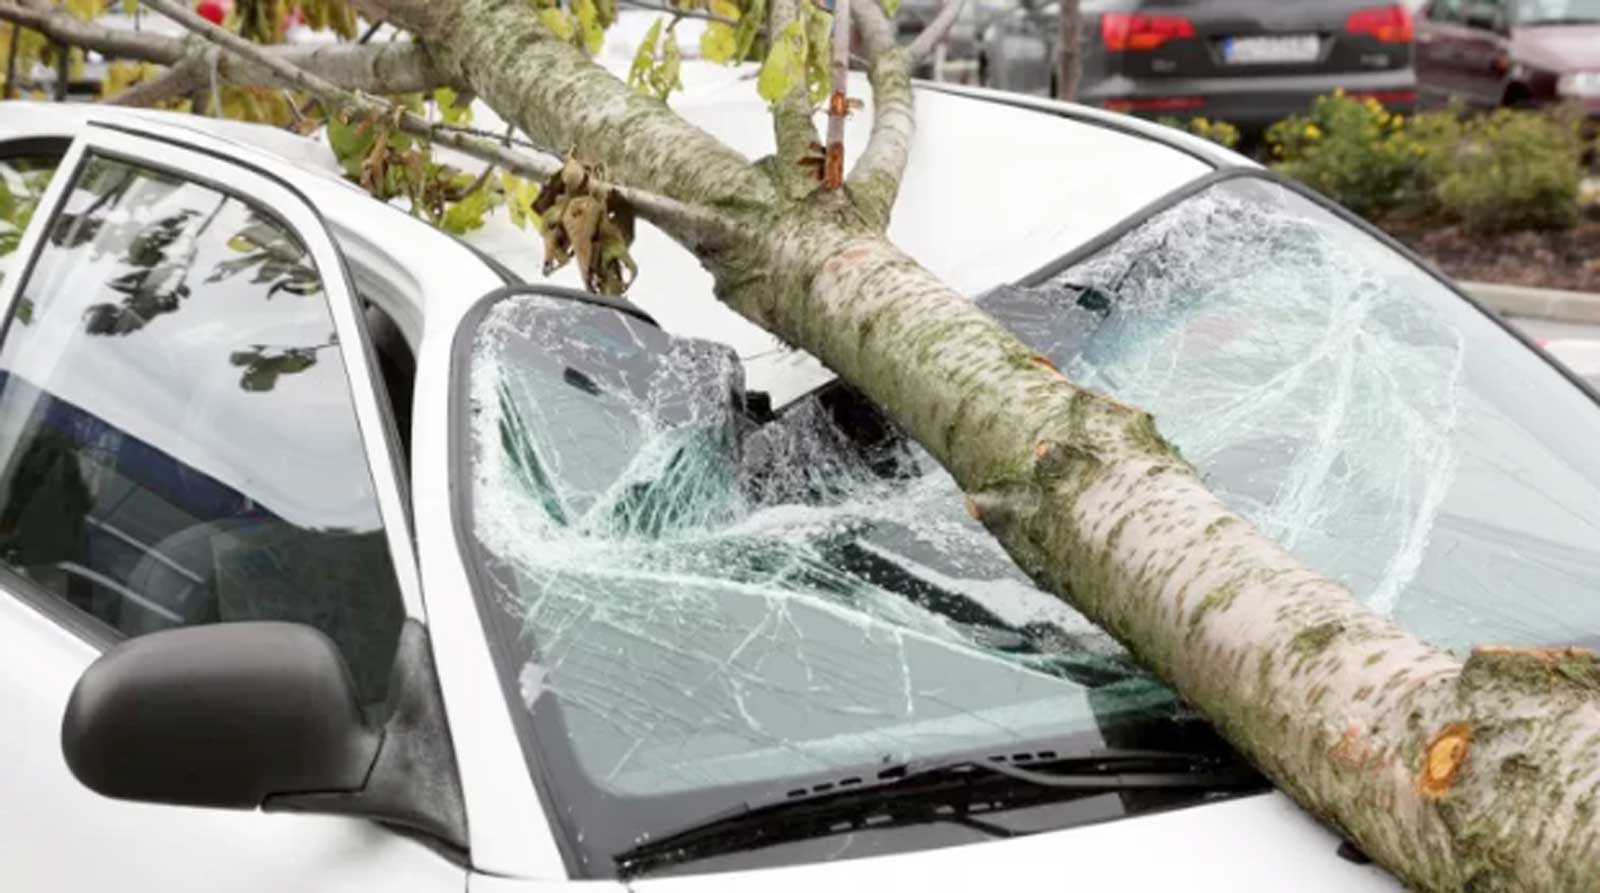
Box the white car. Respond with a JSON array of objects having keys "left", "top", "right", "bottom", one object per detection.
[
  {"left": 1546, "top": 338, "right": 1600, "bottom": 390},
  {"left": 4, "top": 62, "right": 1600, "bottom": 893}
]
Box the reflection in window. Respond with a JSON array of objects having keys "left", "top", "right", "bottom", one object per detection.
[{"left": 0, "top": 156, "right": 403, "bottom": 703}]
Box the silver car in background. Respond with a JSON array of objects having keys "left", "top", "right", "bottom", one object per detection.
[{"left": 979, "top": 0, "right": 1419, "bottom": 127}]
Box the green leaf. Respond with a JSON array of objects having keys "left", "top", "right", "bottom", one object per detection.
[
  {"left": 880, "top": 0, "right": 901, "bottom": 17},
  {"left": 734, "top": 0, "right": 765, "bottom": 61},
  {"left": 574, "top": 0, "right": 605, "bottom": 55},
  {"left": 441, "top": 186, "right": 493, "bottom": 235},
  {"left": 757, "top": 20, "right": 807, "bottom": 106},
  {"left": 0, "top": 180, "right": 15, "bottom": 223},
  {"left": 657, "top": 27, "right": 682, "bottom": 99},
  {"left": 121, "top": 0, "right": 139, "bottom": 14},
  {"left": 433, "top": 87, "right": 472, "bottom": 126},
  {"left": 627, "top": 18, "right": 663, "bottom": 93},
  {"left": 701, "top": 22, "right": 736, "bottom": 63},
  {"left": 538, "top": 7, "right": 575, "bottom": 41},
  {"left": 805, "top": 6, "right": 832, "bottom": 105},
  {"left": 64, "top": 0, "right": 102, "bottom": 21},
  {"left": 501, "top": 173, "right": 541, "bottom": 230},
  {"left": 700, "top": 0, "right": 741, "bottom": 63},
  {"left": 325, "top": 113, "right": 377, "bottom": 179}
]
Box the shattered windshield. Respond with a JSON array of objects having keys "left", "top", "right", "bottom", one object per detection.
[{"left": 457, "top": 176, "right": 1600, "bottom": 875}]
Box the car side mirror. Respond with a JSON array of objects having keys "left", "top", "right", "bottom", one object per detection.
[{"left": 62, "top": 622, "right": 380, "bottom": 809}]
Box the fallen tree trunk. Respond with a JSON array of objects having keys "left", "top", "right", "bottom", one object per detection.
[{"left": 12, "top": 0, "right": 1600, "bottom": 887}]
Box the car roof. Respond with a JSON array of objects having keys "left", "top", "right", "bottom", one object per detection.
[{"left": 0, "top": 52, "right": 1240, "bottom": 401}]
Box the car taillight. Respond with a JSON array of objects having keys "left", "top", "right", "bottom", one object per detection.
[
  {"left": 1101, "top": 13, "right": 1197, "bottom": 52},
  {"left": 1347, "top": 89, "right": 1417, "bottom": 106},
  {"left": 1345, "top": 5, "right": 1414, "bottom": 44}
]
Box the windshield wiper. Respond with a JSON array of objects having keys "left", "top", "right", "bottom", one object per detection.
[{"left": 615, "top": 747, "right": 1266, "bottom": 876}]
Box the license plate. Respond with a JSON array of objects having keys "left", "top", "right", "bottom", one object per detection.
[{"left": 1222, "top": 34, "right": 1321, "bottom": 65}]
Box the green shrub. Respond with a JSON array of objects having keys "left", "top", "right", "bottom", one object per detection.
[
  {"left": 1266, "top": 91, "right": 1421, "bottom": 217},
  {"left": 1158, "top": 117, "right": 1242, "bottom": 150},
  {"left": 1432, "top": 107, "right": 1586, "bottom": 231},
  {"left": 1266, "top": 92, "right": 1587, "bottom": 231}
]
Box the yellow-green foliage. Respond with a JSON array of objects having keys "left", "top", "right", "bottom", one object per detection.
[
  {"left": 1158, "top": 117, "right": 1241, "bottom": 150},
  {"left": 1268, "top": 91, "right": 1588, "bottom": 231},
  {"left": 1433, "top": 108, "right": 1588, "bottom": 231},
  {"left": 1266, "top": 91, "right": 1426, "bottom": 218}
]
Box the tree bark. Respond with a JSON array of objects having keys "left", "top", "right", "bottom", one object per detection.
[
  {"left": 1054, "top": 0, "right": 1080, "bottom": 101},
  {"left": 17, "top": 0, "right": 1600, "bottom": 888}
]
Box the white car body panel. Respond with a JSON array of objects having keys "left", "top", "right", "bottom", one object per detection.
[
  {"left": 0, "top": 63, "right": 1407, "bottom": 890},
  {"left": 0, "top": 591, "right": 465, "bottom": 893}
]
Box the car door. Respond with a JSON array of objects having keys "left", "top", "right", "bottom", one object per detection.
[
  {"left": 0, "top": 123, "right": 464, "bottom": 893},
  {"left": 1456, "top": 0, "right": 1513, "bottom": 106}
]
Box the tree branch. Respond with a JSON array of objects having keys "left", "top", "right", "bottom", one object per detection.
[
  {"left": 906, "top": 0, "right": 965, "bottom": 61},
  {"left": 617, "top": 0, "right": 741, "bottom": 28},
  {"left": 105, "top": 55, "right": 204, "bottom": 106},
  {"left": 850, "top": 0, "right": 896, "bottom": 61},
  {"left": 843, "top": 0, "right": 963, "bottom": 228},
  {"left": 821, "top": 0, "right": 849, "bottom": 190},
  {"left": 767, "top": 0, "right": 823, "bottom": 195},
  {"left": 0, "top": 0, "right": 455, "bottom": 95},
  {"left": 359, "top": 0, "right": 774, "bottom": 220},
  {"left": 124, "top": 0, "right": 737, "bottom": 252}
]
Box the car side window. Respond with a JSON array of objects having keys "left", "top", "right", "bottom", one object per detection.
[
  {"left": 0, "top": 154, "right": 405, "bottom": 703},
  {"left": 1464, "top": 0, "right": 1507, "bottom": 27},
  {"left": 0, "top": 153, "right": 63, "bottom": 288},
  {"left": 1427, "top": 0, "right": 1465, "bottom": 21}
]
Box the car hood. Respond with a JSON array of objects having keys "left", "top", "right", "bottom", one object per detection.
[
  {"left": 1513, "top": 23, "right": 1600, "bottom": 71},
  {"left": 626, "top": 793, "right": 1401, "bottom": 891}
]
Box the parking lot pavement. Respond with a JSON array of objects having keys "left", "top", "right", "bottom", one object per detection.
[
  {"left": 1511, "top": 316, "right": 1600, "bottom": 389},
  {"left": 1511, "top": 316, "right": 1600, "bottom": 344}
]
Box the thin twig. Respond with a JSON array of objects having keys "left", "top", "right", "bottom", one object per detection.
[
  {"left": 823, "top": 0, "right": 850, "bottom": 189},
  {"left": 431, "top": 120, "right": 554, "bottom": 155},
  {"left": 850, "top": 0, "right": 895, "bottom": 61},
  {"left": 617, "top": 0, "right": 740, "bottom": 28},
  {"left": 4, "top": 21, "right": 20, "bottom": 100},
  {"left": 291, "top": 18, "right": 383, "bottom": 121},
  {"left": 105, "top": 57, "right": 201, "bottom": 106},
  {"left": 131, "top": 0, "right": 738, "bottom": 250},
  {"left": 906, "top": 0, "right": 965, "bottom": 61},
  {"left": 52, "top": 38, "right": 66, "bottom": 101}
]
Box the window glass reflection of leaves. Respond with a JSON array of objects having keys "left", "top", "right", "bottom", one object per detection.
[
  {"left": 209, "top": 211, "right": 323, "bottom": 299},
  {"left": 230, "top": 333, "right": 338, "bottom": 392},
  {"left": 53, "top": 160, "right": 328, "bottom": 394}
]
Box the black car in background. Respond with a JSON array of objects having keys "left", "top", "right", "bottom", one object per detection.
[{"left": 978, "top": 0, "right": 1419, "bottom": 127}]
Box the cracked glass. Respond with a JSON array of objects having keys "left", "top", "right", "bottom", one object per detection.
[{"left": 458, "top": 176, "right": 1600, "bottom": 874}]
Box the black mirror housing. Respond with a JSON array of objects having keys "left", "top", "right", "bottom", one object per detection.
[{"left": 62, "top": 622, "right": 380, "bottom": 809}]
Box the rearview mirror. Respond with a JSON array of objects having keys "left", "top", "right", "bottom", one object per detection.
[{"left": 62, "top": 622, "right": 380, "bottom": 809}]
